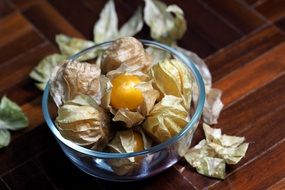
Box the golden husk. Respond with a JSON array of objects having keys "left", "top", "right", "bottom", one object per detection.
[
  {"left": 184, "top": 124, "right": 249, "bottom": 179},
  {"left": 55, "top": 95, "right": 111, "bottom": 150},
  {"left": 106, "top": 128, "right": 151, "bottom": 175},
  {"left": 50, "top": 60, "right": 101, "bottom": 107},
  {"left": 142, "top": 95, "right": 189, "bottom": 143},
  {"left": 101, "top": 37, "right": 152, "bottom": 74},
  {"left": 100, "top": 74, "right": 159, "bottom": 128},
  {"left": 150, "top": 59, "right": 193, "bottom": 110}
]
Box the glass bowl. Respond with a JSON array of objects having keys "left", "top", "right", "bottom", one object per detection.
[{"left": 42, "top": 40, "right": 205, "bottom": 182}]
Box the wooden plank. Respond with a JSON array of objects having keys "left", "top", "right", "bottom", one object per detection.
[
  {"left": 86, "top": 0, "right": 217, "bottom": 58},
  {"left": 204, "top": 0, "right": 266, "bottom": 34},
  {"left": 0, "top": 178, "right": 9, "bottom": 190},
  {"left": 267, "top": 178, "right": 285, "bottom": 190},
  {"left": 35, "top": 147, "right": 195, "bottom": 190},
  {"left": 2, "top": 160, "right": 56, "bottom": 190},
  {"left": 210, "top": 139, "right": 285, "bottom": 189},
  {"left": 179, "top": 26, "right": 217, "bottom": 59},
  {"left": 206, "top": 25, "right": 285, "bottom": 82},
  {"left": 216, "top": 73, "right": 285, "bottom": 135},
  {"left": 276, "top": 17, "right": 285, "bottom": 33},
  {"left": 167, "top": 0, "right": 243, "bottom": 49},
  {"left": 0, "top": 0, "right": 14, "bottom": 18},
  {"left": 0, "top": 42, "right": 56, "bottom": 105},
  {"left": 34, "top": 147, "right": 108, "bottom": 190},
  {"left": 214, "top": 42, "right": 285, "bottom": 106},
  {"left": 225, "top": 104, "right": 285, "bottom": 169},
  {"left": 0, "top": 125, "right": 51, "bottom": 176},
  {"left": 10, "top": 0, "right": 43, "bottom": 10},
  {"left": 255, "top": 0, "right": 285, "bottom": 21},
  {"left": 22, "top": 1, "right": 83, "bottom": 45},
  {"left": 243, "top": 0, "right": 261, "bottom": 5},
  {"left": 176, "top": 74, "right": 285, "bottom": 189},
  {"left": 48, "top": 0, "right": 100, "bottom": 39},
  {"left": 0, "top": 12, "right": 45, "bottom": 65}
]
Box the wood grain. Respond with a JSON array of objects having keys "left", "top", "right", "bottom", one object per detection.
[
  {"left": 22, "top": 1, "right": 83, "bottom": 45},
  {"left": 204, "top": 0, "right": 266, "bottom": 34},
  {"left": 0, "top": 12, "right": 45, "bottom": 65},
  {"left": 0, "top": 0, "right": 285, "bottom": 189},
  {"left": 255, "top": 0, "right": 285, "bottom": 21},
  {"left": 2, "top": 160, "right": 56, "bottom": 190},
  {"left": 210, "top": 139, "right": 285, "bottom": 190},
  {"left": 267, "top": 178, "right": 285, "bottom": 190},
  {"left": 47, "top": 0, "right": 99, "bottom": 39},
  {"left": 176, "top": 66, "right": 285, "bottom": 189},
  {"left": 0, "top": 0, "right": 14, "bottom": 18},
  {"left": 0, "top": 178, "right": 9, "bottom": 190},
  {"left": 0, "top": 125, "right": 51, "bottom": 176},
  {"left": 214, "top": 42, "right": 285, "bottom": 106},
  {"left": 176, "top": 0, "right": 243, "bottom": 48},
  {"left": 206, "top": 25, "right": 285, "bottom": 82}
]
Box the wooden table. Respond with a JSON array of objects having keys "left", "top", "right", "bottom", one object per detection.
[{"left": 0, "top": 0, "right": 285, "bottom": 189}]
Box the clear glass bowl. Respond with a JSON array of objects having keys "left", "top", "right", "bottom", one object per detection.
[{"left": 42, "top": 40, "right": 205, "bottom": 182}]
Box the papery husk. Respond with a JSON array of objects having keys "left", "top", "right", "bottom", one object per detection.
[
  {"left": 118, "top": 7, "right": 143, "bottom": 38},
  {"left": 176, "top": 47, "right": 212, "bottom": 92},
  {"left": 0, "top": 129, "right": 10, "bottom": 148},
  {"left": 101, "top": 76, "right": 159, "bottom": 128},
  {"left": 101, "top": 37, "right": 152, "bottom": 74},
  {"left": 55, "top": 34, "right": 97, "bottom": 61},
  {"left": 177, "top": 121, "right": 199, "bottom": 157},
  {"left": 135, "top": 81, "right": 160, "bottom": 116},
  {"left": 150, "top": 59, "right": 193, "bottom": 110},
  {"left": 113, "top": 109, "right": 145, "bottom": 128},
  {"left": 203, "top": 88, "right": 224, "bottom": 125},
  {"left": 106, "top": 128, "right": 151, "bottom": 175},
  {"left": 176, "top": 47, "right": 224, "bottom": 124},
  {"left": 29, "top": 54, "right": 66, "bottom": 90},
  {"left": 93, "top": 1, "right": 143, "bottom": 43},
  {"left": 203, "top": 124, "right": 248, "bottom": 164},
  {"left": 106, "top": 64, "right": 149, "bottom": 81},
  {"left": 142, "top": 95, "right": 189, "bottom": 143},
  {"left": 184, "top": 139, "right": 226, "bottom": 179},
  {"left": 144, "top": 0, "right": 186, "bottom": 45},
  {"left": 184, "top": 124, "right": 249, "bottom": 179},
  {"left": 93, "top": 0, "right": 118, "bottom": 43},
  {"left": 50, "top": 60, "right": 101, "bottom": 107},
  {"left": 0, "top": 96, "right": 29, "bottom": 131},
  {"left": 55, "top": 95, "right": 110, "bottom": 150},
  {"left": 145, "top": 47, "right": 171, "bottom": 65}
]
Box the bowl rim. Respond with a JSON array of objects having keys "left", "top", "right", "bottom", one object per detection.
[{"left": 42, "top": 39, "right": 205, "bottom": 159}]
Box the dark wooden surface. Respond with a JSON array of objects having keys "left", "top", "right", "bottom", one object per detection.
[{"left": 0, "top": 0, "right": 285, "bottom": 189}]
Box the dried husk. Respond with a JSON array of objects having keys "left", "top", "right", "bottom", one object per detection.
[
  {"left": 150, "top": 59, "right": 193, "bottom": 110},
  {"left": 203, "top": 124, "right": 249, "bottom": 165},
  {"left": 145, "top": 47, "right": 171, "bottom": 65},
  {"left": 176, "top": 47, "right": 224, "bottom": 124},
  {"left": 101, "top": 74, "right": 159, "bottom": 128},
  {"left": 106, "top": 128, "right": 151, "bottom": 175},
  {"left": 184, "top": 139, "right": 225, "bottom": 179},
  {"left": 50, "top": 60, "right": 101, "bottom": 107},
  {"left": 101, "top": 37, "right": 152, "bottom": 74},
  {"left": 93, "top": 0, "right": 143, "bottom": 43},
  {"left": 184, "top": 124, "right": 249, "bottom": 179},
  {"left": 142, "top": 95, "right": 189, "bottom": 143},
  {"left": 55, "top": 95, "right": 110, "bottom": 150},
  {"left": 203, "top": 88, "right": 224, "bottom": 125},
  {"left": 113, "top": 109, "right": 145, "bottom": 128},
  {"left": 55, "top": 34, "right": 97, "bottom": 61},
  {"left": 29, "top": 54, "right": 66, "bottom": 90},
  {"left": 144, "top": 0, "right": 186, "bottom": 45}
]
